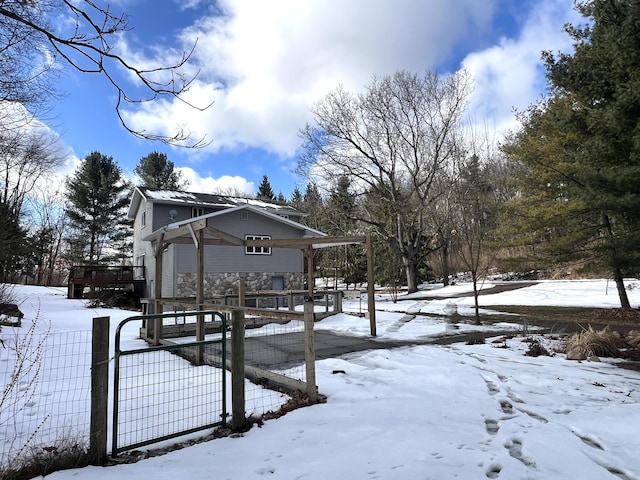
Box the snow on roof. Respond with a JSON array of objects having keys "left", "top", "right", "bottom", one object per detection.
[
  {"left": 145, "top": 190, "right": 198, "bottom": 201},
  {"left": 139, "top": 187, "right": 299, "bottom": 212}
]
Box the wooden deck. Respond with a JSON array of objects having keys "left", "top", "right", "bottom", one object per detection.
[{"left": 67, "top": 265, "right": 145, "bottom": 299}]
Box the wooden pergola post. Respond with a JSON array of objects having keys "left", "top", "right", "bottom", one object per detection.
[
  {"left": 306, "top": 247, "right": 314, "bottom": 298},
  {"left": 153, "top": 239, "right": 164, "bottom": 345},
  {"left": 366, "top": 235, "right": 376, "bottom": 337},
  {"left": 196, "top": 229, "right": 205, "bottom": 343},
  {"left": 238, "top": 279, "right": 246, "bottom": 307}
]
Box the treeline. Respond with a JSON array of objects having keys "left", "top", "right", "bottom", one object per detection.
[
  {"left": 290, "top": 1, "right": 640, "bottom": 310},
  {"left": 0, "top": 1, "right": 638, "bottom": 312},
  {"left": 0, "top": 150, "right": 188, "bottom": 285}
]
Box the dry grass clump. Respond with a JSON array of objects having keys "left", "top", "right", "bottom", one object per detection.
[
  {"left": 627, "top": 330, "right": 640, "bottom": 348},
  {"left": 564, "top": 327, "right": 626, "bottom": 358},
  {"left": 1, "top": 437, "right": 89, "bottom": 480}
]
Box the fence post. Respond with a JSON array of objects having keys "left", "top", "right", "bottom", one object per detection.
[
  {"left": 304, "top": 297, "right": 317, "bottom": 403},
  {"left": 231, "top": 309, "right": 247, "bottom": 432},
  {"left": 238, "top": 279, "right": 246, "bottom": 307},
  {"left": 89, "top": 316, "right": 109, "bottom": 464}
]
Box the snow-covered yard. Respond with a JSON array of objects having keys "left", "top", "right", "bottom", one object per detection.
[{"left": 2, "top": 280, "right": 640, "bottom": 479}]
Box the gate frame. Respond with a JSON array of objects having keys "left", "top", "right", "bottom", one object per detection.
[{"left": 112, "top": 311, "right": 227, "bottom": 455}]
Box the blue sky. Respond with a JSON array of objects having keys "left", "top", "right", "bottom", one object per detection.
[{"left": 46, "top": 0, "right": 581, "bottom": 199}]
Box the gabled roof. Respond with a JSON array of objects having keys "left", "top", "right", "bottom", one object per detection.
[
  {"left": 142, "top": 204, "right": 326, "bottom": 244},
  {"left": 127, "top": 186, "right": 304, "bottom": 220}
]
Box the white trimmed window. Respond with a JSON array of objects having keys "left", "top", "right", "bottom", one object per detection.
[
  {"left": 192, "top": 207, "right": 204, "bottom": 218},
  {"left": 245, "top": 235, "right": 271, "bottom": 255},
  {"left": 141, "top": 211, "right": 146, "bottom": 228}
]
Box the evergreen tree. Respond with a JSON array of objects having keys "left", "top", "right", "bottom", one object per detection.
[
  {"left": 502, "top": 0, "right": 640, "bottom": 307},
  {"left": 301, "top": 183, "right": 325, "bottom": 231},
  {"left": 324, "top": 176, "right": 366, "bottom": 287},
  {"left": 134, "top": 151, "right": 188, "bottom": 190},
  {"left": 65, "top": 151, "right": 132, "bottom": 264},
  {"left": 290, "top": 186, "right": 304, "bottom": 211},
  {"left": 257, "top": 175, "right": 275, "bottom": 201},
  {"left": 0, "top": 203, "right": 29, "bottom": 283}
]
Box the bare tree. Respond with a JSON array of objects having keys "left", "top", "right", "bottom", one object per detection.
[
  {"left": 26, "top": 186, "right": 69, "bottom": 286},
  {"left": 0, "top": 125, "right": 68, "bottom": 282},
  {"left": 0, "top": 126, "right": 68, "bottom": 216},
  {"left": 0, "top": 1, "right": 57, "bottom": 124},
  {"left": 0, "top": 0, "right": 209, "bottom": 146},
  {"left": 448, "top": 130, "right": 506, "bottom": 324},
  {"left": 298, "top": 70, "right": 472, "bottom": 292}
]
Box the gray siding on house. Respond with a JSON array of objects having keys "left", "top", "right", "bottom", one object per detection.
[
  {"left": 174, "top": 209, "right": 304, "bottom": 274},
  {"left": 151, "top": 203, "right": 216, "bottom": 231},
  {"left": 132, "top": 202, "right": 152, "bottom": 297},
  {"left": 162, "top": 244, "right": 176, "bottom": 298},
  {"left": 130, "top": 189, "right": 315, "bottom": 299}
]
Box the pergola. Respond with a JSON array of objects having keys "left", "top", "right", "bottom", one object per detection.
[{"left": 144, "top": 216, "right": 377, "bottom": 336}]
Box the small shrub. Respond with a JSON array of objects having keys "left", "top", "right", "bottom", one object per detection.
[
  {"left": 466, "top": 335, "right": 485, "bottom": 345},
  {"left": 524, "top": 338, "right": 550, "bottom": 357}
]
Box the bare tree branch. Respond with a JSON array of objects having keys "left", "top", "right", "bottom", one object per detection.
[{"left": 0, "top": 1, "right": 212, "bottom": 147}]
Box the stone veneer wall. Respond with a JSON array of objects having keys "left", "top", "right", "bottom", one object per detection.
[{"left": 176, "top": 272, "right": 304, "bottom": 298}]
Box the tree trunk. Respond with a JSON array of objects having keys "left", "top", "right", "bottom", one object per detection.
[
  {"left": 603, "top": 214, "right": 631, "bottom": 308},
  {"left": 472, "top": 273, "right": 481, "bottom": 325},
  {"left": 441, "top": 240, "right": 450, "bottom": 286},
  {"left": 613, "top": 266, "right": 631, "bottom": 309},
  {"left": 404, "top": 258, "right": 418, "bottom": 294}
]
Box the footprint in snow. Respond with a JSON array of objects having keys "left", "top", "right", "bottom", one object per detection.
[
  {"left": 499, "top": 399, "right": 514, "bottom": 415},
  {"left": 483, "top": 377, "right": 500, "bottom": 395},
  {"left": 504, "top": 437, "right": 536, "bottom": 467},
  {"left": 486, "top": 463, "right": 502, "bottom": 478},
  {"left": 485, "top": 418, "right": 499, "bottom": 434}
]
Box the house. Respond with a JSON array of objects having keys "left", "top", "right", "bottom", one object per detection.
[{"left": 127, "top": 187, "right": 327, "bottom": 302}]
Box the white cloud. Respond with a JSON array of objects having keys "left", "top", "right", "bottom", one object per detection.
[
  {"left": 462, "top": 0, "right": 581, "bottom": 136},
  {"left": 121, "top": 0, "right": 497, "bottom": 157},
  {"left": 177, "top": 166, "right": 255, "bottom": 195},
  {"left": 119, "top": 0, "right": 584, "bottom": 161}
]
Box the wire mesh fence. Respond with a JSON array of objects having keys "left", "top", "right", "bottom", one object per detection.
[
  {"left": 113, "top": 341, "right": 227, "bottom": 454},
  {"left": 0, "top": 327, "right": 92, "bottom": 470},
  {"left": 242, "top": 317, "right": 307, "bottom": 415},
  {"left": 153, "top": 307, "right": 312, "bottom": 416},
  {"left": 1, "top": 308, "right": 314, "bottom": 467},
  {"left": 112, "top": 312, "right": 230, "bottom": 455}
]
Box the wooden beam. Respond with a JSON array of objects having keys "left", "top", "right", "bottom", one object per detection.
[
  {"left": 204, "top": 226, "right": 244, "bottom": 246},
  {"left": 188, "top": 223, "right": 199, "bottom": 249},
  {"left": 154, "top": 233, "right": 165, "bottom": 257},
  {"left": 162, "top": 218, "right": 207, "bottom": 242},
  {"left": 166, "top": 237, "right": 230, "bottom": 246},
  {"left": 245, "top": 235, "right": 367, "bottom": 250}
]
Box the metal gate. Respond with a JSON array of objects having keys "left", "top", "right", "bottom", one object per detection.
[{"left": 112, "top": 311, "right": 227, "bottom": 455}]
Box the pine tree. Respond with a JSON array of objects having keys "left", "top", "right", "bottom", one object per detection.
[
  {"left": 290, "top": 187, "right": 304, "bottom": 211},
  {"left": 325, "top": 176, "right": 366, "bottom": 288},
  {"left": 134, "top": 151, "right": 188, "bottom": 190},
  {"left": 65, "top": 151, "right": 132, "bottom": 264},
  {"left": 301, "top": 183, "right": 325, "bottom": 231},
  {"left": 257, "top": 175, "right": 275, "bottom": 201},
  {"left": 502, "top": 0, "right": 640, "bottom": 307}
]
